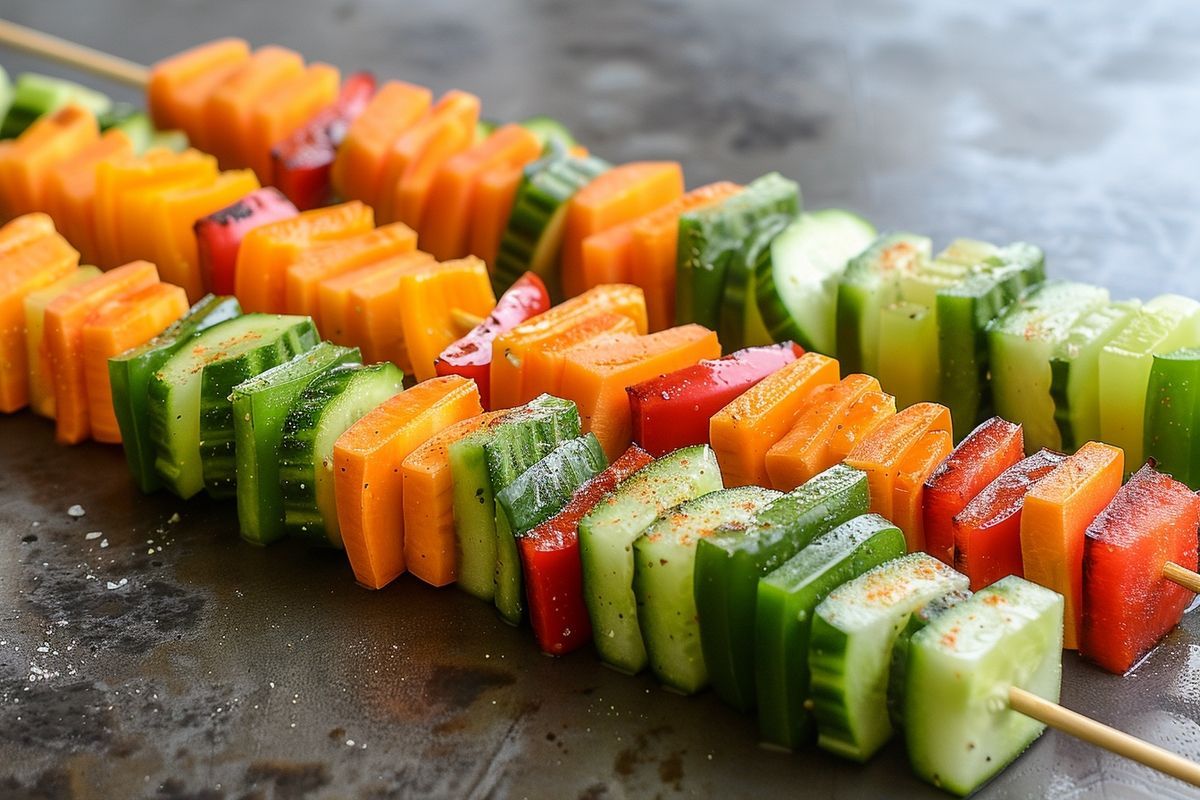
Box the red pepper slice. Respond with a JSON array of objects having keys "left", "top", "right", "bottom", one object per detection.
[
  {"left": 626, "top": 342, "right": 803, "bottom": 457},
  {"left": 434, "top": 271, "right": 550, "bottom": 409},
  {"left": 194, "top": 187, "right": 298, "bottom": 295},
  {"left": 271, "top": 71, "right": 376, "bottom": 210},
  {"left": 519, "top": 444, "right": 653, "bottom": 656}
]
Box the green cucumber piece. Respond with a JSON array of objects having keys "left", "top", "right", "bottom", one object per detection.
[
  {"left": 809, "top": 552, "right": 969, "bottom": 761},
  {"left": 1099, "top": 294, "right": 1200, "bottom": 469},
  {"left": 634, "top": 486, "right": 781, "bottom": 693},
  {"left": 675, "top": 172, "right": 800, "bottom": 330},
  {"left": 0, "top": 67, "right": 11, "bottom": 123},
  {"left": 520, "top": 115, "right": 575, "bottom": 150},
  {"left": 99, "top": 104, "right": 155, "bottom": 154},
  {"left": 150, "top": 129, "right": 190, "bottom": 153},
  {"left": 836, "top": 233, "right": 931, "bottom": 376},
  {"left": 988, "top": 281, "right": 1110, "bottom": 453},
  {"left": 232, "top": 343, "right": 361, "bottom": 545},
  {"left": 878, "top": 300, "right": 938, "bottom": 410},
  {"left": 755, "top": 209, "right": 876, "bottom": 355},
  {"left": 934, "top": 238, "right": 1001, "bottom": 267},
  {"left": 580, "top": 445, "right": 723, "bottom": 675},
  {"left": 0, "top": 72, "right": 112, "bottom": 139},
  {"left": 1144, "top": 347, "right": 1200, "bottom": 489},
  {"left": 494, "top": 433, "right": 608, "bottom": 624},
  {"left": 755, "top": 514, "right": 907, "bottom": 751},
  {"left": 450, "top": 394, "right": 580, "bottom": 601},
  {"left": 109, "top": 295, "right": 242, "bottom": 493},
  {"left": 278, "top": 363, "right": 404, "bottom": 546},
  {"left": 148, "top": 313, "right": 315, "bottom": 499},
  {"left": 1049, "top": 301, "right": 1138, "bottom": 452},
  {"left": 720, "top": 213, "right": 791, "bottom": 352},
  {"left": 905, "top": 576, "right": 1063, "bottom": 797},
  {"left": 493, "top": 149, "right": 610, "bottom": 297},
  {"left": 695, "top": 464, "right": 869, "bottom": 712},
  {"left": 886, "top": 587, "right": 972, "bottom": 729}
]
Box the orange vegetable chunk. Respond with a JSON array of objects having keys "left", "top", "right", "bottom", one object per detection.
[
  {"left": 25, "top": 266, "right": 102, "bottom": 418},
  {"left": 43, "top": 130, "right": 134, "bottom": 265},
  {"left": 248, "top": 62, "right": 340, "bottom": 182},
  {"left": 331, "top": 81, "right": 432, "bottom": 209},
  {"left": 316, "top": 251, "right": 433, "bottom": 356},
  {"left": 205, "top": 46, "right": 305, "bottom": 170},
  {"left": 0, "top": 105, "right": 99, "bottom": 218},
  {"left": 285, "top": 222, "right": 417, "bottom": 321},
  {"left": 522, "top": 313, "right": 640, "bottom": 400},
  {"left": 891, "top": 430, "right": 953, "bottom": 552},
  {"left": 148, "top": 38, "right": 251, "bottom": 135},
  {"left": 397, "top": 256, "right": 497, "bottom": 382},
  {"left": 844, "top": 401, "right": 952, "bottom": 520},
  {"left": 468, "top": 162, "right": 525, "bottom": 269},
  {"left": 826, "top": 390, "right": 896, "bottom": 463}
]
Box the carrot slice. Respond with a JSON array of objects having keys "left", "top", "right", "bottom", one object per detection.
[
  {"left": 522, "top": 313, "right": 641, "bottom": 400},
  {"left": 390, "top": 117, "right": 475, "bottom": 230},
  {"left": 234, "top": 200, "right": 374, "bottom": 313},
  {"left": 148, "top": 38, "right": 251, "bottom": 134},
  {"left": 44, "top": 260, "right": 159, "bottom": 443},
  {"left": 0, "top": 232, "right": 80, "bottom": 412},
  {"left": 248, "top": 62, "right": 340, "bottom": 182},
  {"left": 0, "top": 212, "right": 56, "bottom": 255},
  {"left": 81, "top": 282, "right": 189, "bottom": 442},
  {"left": 401, "top": 409, "right": 510, "bottom": 586},
  {"left": 844, "top": 402, "right": 953, "bottom": 521},
  {"left": 1021, "top": 441, "right": 1124, "bottom": 649},
  {"left": 629, "top": 181, "right": 743, "bottom": 330},
  {"left": 469, "top": 162, "right": 525, "bottom": 269},
  {"left": 330, "top": 81, "right": 432, "bottom": 208},
  {"left": 710, "top": 352, "right": 840, "bottom": 487},
  {"left": 43, "top": 130, "right": 134, "bottom": 266},
  {"left": 345, "top": 252, "right": 439, "bottom": 367},
  {"left": 764, "top": 373, "right": 881, "bottom": 491},
  {"left": 285, "top": 222, "right": 417, "bottom": 320},
  {"left": 397, "top": 256, "right": 497, "bottom": 382},
  {"left": 490, "top": 284, "right": 648, "bottom": 410},
  {"left": 421, "top": 124, "right": 542, "bottom": 260},
  {"left": 334, "top": 376, "right": 483, "bottom": 589},
  {"left": 826, "top": 390, "right": 896, "bottom": 463},
  {"left": 0, "top": 105, "right": 99, "bottom": 218},
  {"left": 891, "top": 430, "right": 954, "bottom": 552},
  {"left": 559, "top": 325, "right": 721, "bottom": 458},
  {"left": 204, "top": 46, "right": 305, "bottom": 170},
  {"left": 25, "top": 266, "right": 102, "bottom": 418},
  {"left": 561, "top": 162, "right": 685, "bottom": 297},
  {"left": 315, "top": 250, "right": 433, "bottom": 351}
]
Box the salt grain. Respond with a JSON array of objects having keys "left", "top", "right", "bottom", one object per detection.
[
  {"left": 85, "top": 531, "right": 102, "bottom": 540},
  {"left": 67, "top": 504, "right": 85, "bottom": 518}
]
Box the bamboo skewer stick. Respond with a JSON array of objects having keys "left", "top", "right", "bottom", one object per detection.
[
  {"left": 1163, "top": 561, "right": 1200, "bottom": 593},
  {"left": 0, "top": 19, "right": 148, "bottom": 88}
]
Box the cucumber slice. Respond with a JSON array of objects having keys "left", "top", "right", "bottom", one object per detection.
[
  {"left": 580, "top": 445, "right": 723, "bottom": 674},
  {"left": 676, "top": 172, "right": 800, "bottom": 330},
  {"left": 634, "top": 486, "right": 780, "bottom": 693},
  {"left": 98, "top": 104, "right": 155, "bottom": 154},
  {"left": 809, "top": 552, "right": 969, "bottom": 761},
  {"left": 935, "top": 238, "right": 1001, "bottom": 267},
  {"left": 494, "top": 433, "right": 608, "bottom": 624},
  {"left": 0, "top": 72, "right": 112, "bottom": 138},
  {"left": 279, "top": 363, "right": 404, "bottom": 546},
  {"left": 696, "top": 464, "right": 869, "bottom": 712},
  {"left": 148, "top": 313, "right": 316, "bottom": 500},
  {"left": 493, "top": 149, "right": 610, "bottom": 297},
  {"left": 720, "top": 214, "right": 791, "bottom": 352},
  {"left": 905, "top": 576, "right": 1063, "bottom": 797},
  {"left": 232, "top": 343, "right": 361, "bottom": 545},
  {"left": 755, "top": 209, "right": 876, "bottom": 355},
  {"left": 988, "top": 281, "right": 1110, "bottom": 453},
  {"left": 877, "top": 300, "right": 938, "bottom": 410},
  {"left": 1144, "top": 347, "right": 1200, "bottom": 488},
  {"left": 886, "top": 587, "right": 972, "bottom": 729},
  {"left": 836, "top": 233, "right": 931, "bottom": 376},
  {"left": 520, "top": 115, "right": 575, "bottom": 150},
  {"left": 755, "top": 514, "right": 906, "bottom": 751},
  {"left": 450, "top": 394, "right": 580, "bottom": 601}
]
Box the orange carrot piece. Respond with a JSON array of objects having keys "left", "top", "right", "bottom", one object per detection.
[
  {"left": 826, "top": 390, "right": 897, "bottom": 463},
  {"left": 25, "top": 266, "right": 102, "bottom": 418},
  {"left": 285, "top": 222, "right": 417, "bottom": 320},
  {"left": 522, "top": 313, "right": 641, "bottom": 400},
  {"left": 844, "top": 402, "right": 952, "bottom": 521},
  {"left": 891, "top": 430, "right": 953, "bottom": 552},
  {"left": 0, "top": 105, "right": 99, "bottom": 218},
  {"left": 331, "top": 81, "right": 432, "bottom": 208},
  {"left": 559, "top": 325, "right": 721, "bottom": 458},
  {"left": 43, "top": 130, "right": 134, "bottom": 266},
  {"left": 391, "top": 117, "right": 476, "bottom": 231},
  {"left": 765, "top": 373, "right": 881, "bottom": 491},
  {"left": 204, "top": 46, "right": 305, "bottom": 170},
  {"left": 334, "top": 376, "right": 483, "bottom": 589},
  {"left": 1021, "top": 441, "right": 1124, "bottom": 649},
  {"left": 490, "top": 284, "right": 649, "bottom": 410},
  {"left": 248, "top": 62, "right": 340, "bottom": 182},
  {"left": 397, "top": 256, "right": 497, "bottom": 382},
  {"left": 234, "top": 200, "right": 374, "bottom": 313},
  {"left": 420, "top": 124, "right": 542, "bottom": 261},
  {"left": 710, "top": 352, "right": 840, "bottom": 487},
  {"left": 148, "top": 38, "right": 251, "bottom": 134},
  {"left": 44, "top": 260, "right": 159, "bottom": 442},
  {"left": 468, "top": 161, "right": 525, "bottom": 269},
  {"left": 401, "top": 409, "right": 510, "bottom": 586},
  {"left": 315, "top": 250, "right": 433, "bottom": 352},
  {"left": 0, "top": 212, "right": 56, "bottom": 255},
  {"left": 81, "top": 282, "right": 188, "bottom": 442},
  {"left": 561, "top": 162, "right": 685, "bottom": 297},
  {"left": 345, "top": 252, "right": 440, "bottom": 367},
  {"left": 0, "top": 232, "right": 80, "bottom": 412}
]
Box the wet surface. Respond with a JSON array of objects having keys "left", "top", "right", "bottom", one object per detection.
[{"left": 3, "top": 1, "right": 1200, "bottom": 797}]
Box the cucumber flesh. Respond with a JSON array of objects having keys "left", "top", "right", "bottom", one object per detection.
[
  {"left": 878, "top": 300, "right": 938, "bottom": 410},
  {"left": 905, "top": 576, "right": 1063, "bottom": 797},
  {"left": 720, "top": 214, "right": 790, "bottom": 352},
  {"left": 580, "top": 445, "right": 723, "bottom": 674},
  {"left": 809, "top": 552, "right": 969, "bottom": 761},
  {"left": 0, "top": 72, "right": 112, "bottom": 138},
  {"left": 633, "top": 486, "right": 781, "bottom": 694},
  {"left": 279, "top": 363, "right": 404, "bottom": 546},
  {"left": 886, "top": 588, "right": 972, "bottom": 729},
  {"left": 520, "top": 115, "right": 576, "bottom": 150}
]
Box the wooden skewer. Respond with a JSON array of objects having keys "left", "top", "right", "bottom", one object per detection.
[
  {"left": 1010, "top": 687, "right": 1200, "bottom": 787},
  {"left": 1163, "top": 560, "right": 1200, "bottom": 593},
  {"left": 0, "top": 19, "right": 149, "bottom": 89}
]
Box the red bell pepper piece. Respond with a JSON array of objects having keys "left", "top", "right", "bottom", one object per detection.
[
  {"left": 434, "top": 271, "right": 550, "bottom": 409},
  {"left": 952, "top": 448, "right": 1065, "bottom": 590},
  {"left": 270, "top": 71, "right": 376, "bottom": 210},
  {"left": 1082, "top": 463, "right": 1200, "bottom": 674},
  {"left": 194, "top": 187, "right": 298, "bottom": 294},
  {"left": 923, "top": 417, "right": 1024, "bottom": 565},
  {"left": 626, "top": 342, "right": 803, "bottom": 457},
  {"left": 519, "top": 444, "right": 653, "bottom": 656}
]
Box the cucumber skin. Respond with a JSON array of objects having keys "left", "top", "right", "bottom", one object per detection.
[
  {"left": 886, "top": 588, "right": 971, "bottom": 729},
  {"left": 720, "top": 215, "right": 790, "bottom": 353},
  {"left": 695, "top": 464, "right": 869, "bottom": 712},
  {"left": 1144, "top": 348, "right": 1200, "bottom": 489}
]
